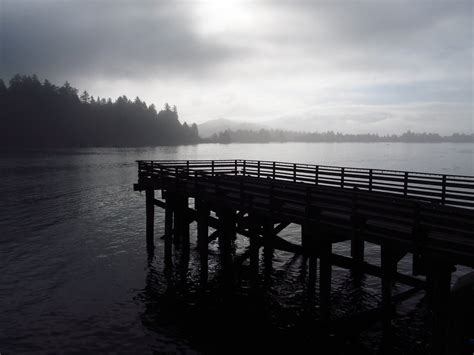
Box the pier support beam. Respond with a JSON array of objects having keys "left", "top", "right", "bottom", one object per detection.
[
  {"left": 174, "top": 195, "right": 190, "bottom": 249},
  {"left": 302, "top": 223, "right": 317, "bottom": 294},
  {"left": 217, "top": 207, "right": 236, "bottom": 274},
  {"left": 429, "top": 260, "right": 453, "bottom": 355},
  {"left": 249, "top": 234, "right": 260, "bottom": 276},
  {"left": 196, "top": 199, "right": 210, "bottom": 284},
  {"left": 262, "top": 219, "right": 274, "bottom": 280},
  {"left": 247, "top": 215, "right": 261, "bottom": 287},
  {"left": 319, "top": 238, "right": 332, "bottom": 323},
  {"left": 351, "top": 235, "right": 365, "bottom": 275},
  {"left": 381, "top": 244, "right": 398, "bottom": 328},
  {"left": 164, "top": 193, "right": 174, "bottom": 263},
  {"left": 145, "top": 189, "right": 155, "bottom": 249}
]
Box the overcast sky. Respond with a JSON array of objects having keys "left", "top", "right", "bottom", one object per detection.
[{"left": 1, "top": 0, "right": 472, "bottom": 134}]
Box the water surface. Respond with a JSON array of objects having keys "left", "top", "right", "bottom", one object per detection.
[{"left": 1, "top": 143, "right": 472, "bottom": 353}]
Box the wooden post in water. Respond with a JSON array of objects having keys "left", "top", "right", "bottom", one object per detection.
[
  {"left": 217, "top": 207, "right": 236, "bottom": 273},
  {"left": 381, "top": 244, "right": 397, "bottom": 328},
  {"left": 351, "top": 237, "right": 365, "bottom": 272},
  {"left": 302, "top": 222, "right": 317, "bottom": 296},
  {"left": 180, "top": 196, "right": 190, "bottom": 251},
  {"left": 262, "top": 219, "right": 274, "bottom": 281},
  {"left": 173, "top": 195, "right": 190, "bottom": 249},
  {"left": 145, "top": 189, "right": 155, "bottom": 249},
  {"left": 164, "top": 191, "right": 174, "bottom": 263},
  {"left": 172, "top": 195, "right": 181, "bottom": 246},
  {"left": 248, "top": 215, "right": 261, "bottom": 286},
  {"left": 319, "top": 238, "right": 332, "bottom": 323},
  {"left": 196, "top": 199, "right": 210, "bottom": 283},
  {"left": 303, "top": 204, "right": 319, "bottom": 296},
  {"left": 351, "top": 220, "right": 365, "bottom": 275},
  {"left": 429, "top": 260, "right": 453, "bottom": 355}
]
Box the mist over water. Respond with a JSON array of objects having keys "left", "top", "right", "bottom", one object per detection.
[{"left": 1, "top": 143, "right": 472, "bottom": 353}]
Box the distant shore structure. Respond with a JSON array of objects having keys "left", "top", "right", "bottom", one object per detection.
[{"left": 134, "top": 159, "right": 474, "bottom": 354}]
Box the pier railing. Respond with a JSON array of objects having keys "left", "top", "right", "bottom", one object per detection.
[{"left": 137, "top": 159, "right": 474, "bottom": 209}]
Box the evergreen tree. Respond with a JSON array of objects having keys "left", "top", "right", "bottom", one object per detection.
[{"left": 80, "top": 90, "right": 90, "bottom": 103}]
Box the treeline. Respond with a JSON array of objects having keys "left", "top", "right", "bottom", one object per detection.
[
  {"left": 0, "top": 74, "right": 199, "bottom": 147},
  {"left": 209, "top": 129, "right": 474, "bottom": 144}
]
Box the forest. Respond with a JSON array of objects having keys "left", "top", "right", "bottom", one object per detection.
[
  {"left": 0, "top": 75, "right": 199, "bottom": 147},
  {"left": 209, "top": 129, "right": 474, "bottom": 144}
]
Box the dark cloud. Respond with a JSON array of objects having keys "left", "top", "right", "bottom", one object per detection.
[{"left": 0, "top": 0, "right": 232, "bottom": 82}]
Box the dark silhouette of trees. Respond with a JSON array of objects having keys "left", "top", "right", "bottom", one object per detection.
[{"left": 0, "top": 74, "right": 200, "bottom": 147}]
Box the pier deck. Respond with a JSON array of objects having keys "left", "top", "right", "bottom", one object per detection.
[{"left": 134, "top": 159, "right": 474, "bottom": 354}]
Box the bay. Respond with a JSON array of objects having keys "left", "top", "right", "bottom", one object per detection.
[{"left": 0, "top": 142, "right": 472, "bottom": 353}]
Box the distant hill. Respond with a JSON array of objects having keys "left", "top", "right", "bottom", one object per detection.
[
  {"left": 200, "top": 118, "right": 473, "bottom": 144},
  {"left": 198, "top": 118, "right": 266, "bottom": 138}
]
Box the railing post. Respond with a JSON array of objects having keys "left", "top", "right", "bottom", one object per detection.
[
  {"left": 211, "top": 160, "right": 215, "bottom": 177},
  {"left": 341, "top": 167, "right": 345, "bottom": 188},
  {"left": 175, "top": 167, "right": 179, "bottom": 190},
  {"left": 441, "top": 175, "right": 446, "bottom": 205},
  {"left": 272, "top": 162, "right": 276, "bottom": 180},
  {"left": 194, "top": 170, "right": 199, "bottom": 190},
  {"left": 257, "top": 161, "right": 261, "bottom": 178},
  {"left": 186, "top": 160, "right": 189, "bottom": 175},
  {"left": 149, "top": 161, "right": 154, "bottom": 178},
  {"left": 315, "top": 165, "right": 319, "bottom": 185},
  {"left": 293, "top": 163, "right": 297, "bottom": 182},
  {"left": 235, "top": 160, "right": 238, "bottom": 176},
  {"left": 243, "top": 160, "right": 246, "bottom": 176},
  {"left": 369, "top": 169, "right": 373, "bottom": 191},
  {"left": 404, "top": 172, "right": 409, "bottom": 196}
]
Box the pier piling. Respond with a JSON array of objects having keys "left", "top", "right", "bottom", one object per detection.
[{"left": 145, "top": 189, "right": 155, "bottom": 249}]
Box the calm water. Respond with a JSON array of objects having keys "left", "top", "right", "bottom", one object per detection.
[{"left": 1, "top": 143, "right": 473, "bottom": 354}]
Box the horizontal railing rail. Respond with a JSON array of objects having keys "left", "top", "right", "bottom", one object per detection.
[{"left": 136, "top": 159, "right": 474, "bottom": 209}]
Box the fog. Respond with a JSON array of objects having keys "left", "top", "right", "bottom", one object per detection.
[{"left": 1, "top": 0, "right": 472, "bottom": 134}]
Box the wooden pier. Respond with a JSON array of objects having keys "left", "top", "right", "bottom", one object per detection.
[{"left": 134, "top": 159, "right": 474, "bottom": 354}]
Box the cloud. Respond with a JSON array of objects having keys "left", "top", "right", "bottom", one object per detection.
[
  {"left": 0, "top": 0, "right": 234, "bottom": 82},
  {"left": 0, "top": 0, "right": 471, "bottom": 134},
  {"left": 239, "top": 1, "right": 472, "bottom": 82}
]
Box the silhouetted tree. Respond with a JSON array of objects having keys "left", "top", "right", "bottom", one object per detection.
[{"left": 80, "top": 90, "right": 90, "bottom": 103}]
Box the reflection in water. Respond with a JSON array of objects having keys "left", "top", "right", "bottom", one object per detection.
[{"left": 139, "top": 231, "right": 417, "bottom": 354}]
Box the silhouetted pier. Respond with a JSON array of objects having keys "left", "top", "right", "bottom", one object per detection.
[{"left": 134, "top": 159, "right": 474, "bottom": 354}]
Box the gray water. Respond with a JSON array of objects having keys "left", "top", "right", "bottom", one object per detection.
[{"left": 1, "top": 143, "right": 473, "bottom": 354}]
